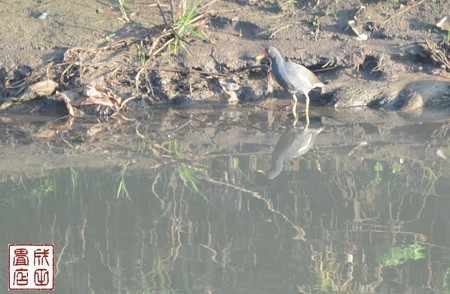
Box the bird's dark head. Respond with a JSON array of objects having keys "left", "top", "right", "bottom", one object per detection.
[
  {"left": 264, "top": 47, "right": 281, "bottom": 59},
  {"left": 256, "top": 46, "right": 282, "bottom": 64}
]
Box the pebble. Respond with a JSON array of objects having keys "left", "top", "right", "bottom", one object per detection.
[{"left": 37, "top": 12, "right": 48, "bottom": 20}]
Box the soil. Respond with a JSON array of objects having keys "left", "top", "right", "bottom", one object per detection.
[
  {"left": 1, "top": 0, "right": 449, "bottom": 104},
  {"left": 0, "top": 0, "right": 449, "bottom": 175}
]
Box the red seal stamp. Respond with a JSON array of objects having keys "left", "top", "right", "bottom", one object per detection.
[{"left": 8, "top": 244, "right": 55, "bottom": 290}]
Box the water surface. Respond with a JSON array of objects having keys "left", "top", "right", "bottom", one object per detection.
[{"left": 0, "top": 105, "right": 449, "bottom": 293}]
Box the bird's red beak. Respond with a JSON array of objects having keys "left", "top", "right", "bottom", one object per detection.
[{"left": 255, "top": 50, "right": 266, "bottom": 64}]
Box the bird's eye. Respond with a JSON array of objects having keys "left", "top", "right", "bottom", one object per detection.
[{"left": 267, "top": 49, "right": 271, "bottom": 53}]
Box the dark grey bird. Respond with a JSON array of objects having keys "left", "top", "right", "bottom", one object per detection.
[
  {"left": 256, "top": 46, "right": 324, "bottom": 126},
  {"left": 267, "top": 125, "right": 324, "bottom": 179}
]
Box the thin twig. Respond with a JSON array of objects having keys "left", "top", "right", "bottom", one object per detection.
[
  {"left": 256, "top": 23, "right": 293, "bottom": 37},
  {"left": 156, "top": 0, "right": 170, "bottom": 27},
  {"left": 148, "top": 66, "right": 230, "bottom": 77},
  {"left": 156, "top": 2, "right": 188, "bottom": 46},
  {"left": 135, "top": 31, "right": 171, "bottom": 90},
  {"left": 169, "top": 0, "right": 174, "bottom": 24},
  {"left": 380, "top": 0, "right": 426, "bottom": 26},
  {"left": 425, "top": 39, "right": 450, "bottom": 70},
  {"left": 270, "top": 24, "right": 293, "bottom": 40}
]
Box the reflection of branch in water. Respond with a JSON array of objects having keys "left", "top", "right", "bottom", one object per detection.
[
  {"left": 151, "top": 172, "right": 166, "bottom": 209},
  {"left": 80, "top": 217, "right": 87, "bottom": 259},
  {"left": 199, "top": 231, "right": 233, "bottom": 268},
  {"left": 170, "top": 215, "right": 184, "bottom": 264},
  {"left": 55, "top": 226, "right": 71, "bottom": 276},
  {"left": 199, "top": 175, "right": 305, "bottom": 240},
  {"left": 395, "top": 163, "right": 437, "bottom": 224},
  {"left": 199, "top": 244, "right": 219, "bottom": 264},
  {"left": 333, "top": 148, "right": 440, "bottom": 225}
]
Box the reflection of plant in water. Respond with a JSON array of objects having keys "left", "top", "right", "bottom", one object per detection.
[
  {"left": 136, "top": 137, "right": 147, "bottom": 154},
  {"left": 374, "top": 160, "right": 384, "bottom": 182},
  {"left": 115, "top": 255, "right": 124, "bottom": 291},
  {"left": 29, "top": 176, "right": 56, "bottom": 198},
  {"left": 0, "top": 175, "right": 55, "bottom": 207},
  {"left": 442, "top": 267, "right": 450, "bottom": 289},
  {"left": 117, "top": 163, "right": 131, "bottom": 200},
  {"left": 379, "top": 243, "right": 425, "bottom": 267},
  {"left": 391, "top": 161, "right": 402, "bottom": 174},
  {"left": 178, "top": 163, "right": 202, "bottom": 194},
  {"left": 307, "top": 234, "right": 427, "bottom": 292},
  {"left": 313, "top": 268, "right": 339, "bottom": 292},
  {"left": 156, "top": 256, "right": 175, "bottom": 293},
  {"left": 387, "top": 161, "right": 402, "bottom": 195},
  {"left": 422, "top": 167, "right": 436, "bottom": 193},
  {"left": 311, "top": 251, "right": 348, "bottom": 292},
  {"left": 70, "top": 168, "right": 78, "bottom": 198},
  {"left": 169, "top": 140, "right": 206, "bottom": 200},
  {"left": 17, "top": 176, "right": 27, "bottom": 193},
  {"left": 169, "top": 140, "right": 183, "bottom": 160},
  {"left": 335, "top": 156, "right": 340, "bottom": 172}
]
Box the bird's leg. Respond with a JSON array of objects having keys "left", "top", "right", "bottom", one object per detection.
[
  {"left": 292, "top": 93, "right": 298, "bottom": 125},
  {"left": 305, "top": 93, "right": 310, "bottom": 127},
  {"left": 293, "top": 114, "right": 299, "bottom": 126}
]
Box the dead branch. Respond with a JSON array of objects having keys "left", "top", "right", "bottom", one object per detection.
[
  {"left": 425, "top": 39, "right": 450, "bottom": 70},
  {"left": 380, "top": 0, "right": 426, "bottom": 26}
]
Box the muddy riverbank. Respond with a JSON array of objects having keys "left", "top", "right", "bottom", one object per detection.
[{"left": 1, "top": 0, "right": 449, "bottom": 107}]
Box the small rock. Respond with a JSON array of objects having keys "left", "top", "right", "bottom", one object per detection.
[{"left": 37, "top": 12, "right": 48, "bottom": 20}]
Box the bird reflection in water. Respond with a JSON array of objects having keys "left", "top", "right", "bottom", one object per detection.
[{"left": 267, "top": 125, "right": 324, "bottom": 179}]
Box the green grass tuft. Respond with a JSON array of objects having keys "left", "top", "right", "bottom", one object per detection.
[
  {"left": 167, "top": 1, "right": 207, "bottom": 56},
  {"left": 118, "top": 0, "right": 130, "bottom": 22}
]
